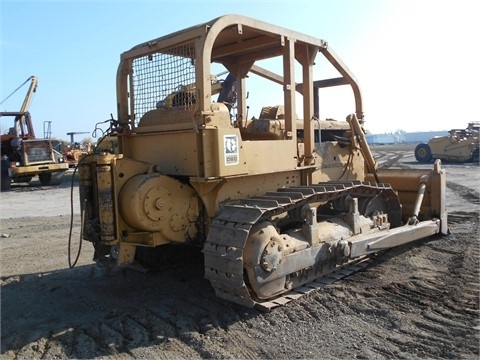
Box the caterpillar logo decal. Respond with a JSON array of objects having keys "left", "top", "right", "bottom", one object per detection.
[{"left": 224, "top": 134, "right": 239, "bottom": 166}]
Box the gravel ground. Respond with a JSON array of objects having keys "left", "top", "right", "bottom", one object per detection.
[{"left": 0, "top": 145, "right": 478, "bottom": 359}]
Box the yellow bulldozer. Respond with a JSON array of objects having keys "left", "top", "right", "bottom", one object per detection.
[{"left": 77, "top": 15, "right": 447, "bottom": 310}]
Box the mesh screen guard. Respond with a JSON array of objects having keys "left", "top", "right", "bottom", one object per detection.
[{"left": 131, "top": 42, "right": 197, "bottom": 125}]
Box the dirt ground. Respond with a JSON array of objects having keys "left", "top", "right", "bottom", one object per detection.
[{"left": 1, "top": 144, "right": 479, "bottom": 359}]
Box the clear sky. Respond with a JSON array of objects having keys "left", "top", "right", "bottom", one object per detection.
[{"left": 1, "top": 0, "right": 478, "bottom": 141}]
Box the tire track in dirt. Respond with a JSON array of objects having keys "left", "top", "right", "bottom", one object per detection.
[
  {"left": 377, "top": 145, "right": 478, "bottom": 355},
  {"left": 24, "top": 272, "right": 264, "bottom": 359},
  {"left": 341, "top": 213, "right": 478, "bottom": 358},
  {"left": 376, "top": 151, "right": 411, "bottom": 169},
  {"left": 279, "top": 206, "right": 479, "bottom": 359},
  {"left": 447, "top": 181, "right": 480, "bottom": 205}
]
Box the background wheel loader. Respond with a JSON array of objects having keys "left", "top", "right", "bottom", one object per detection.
[{"left": 77, "top": 15, "right": 448, "bottom": 310}]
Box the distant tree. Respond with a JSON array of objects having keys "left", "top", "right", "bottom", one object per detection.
[
  {"left": 78, "top": 137, "right": 94, "bottom": 152},
  {"left": 81, "top": 136, "right": 94, "bottom": 146}
]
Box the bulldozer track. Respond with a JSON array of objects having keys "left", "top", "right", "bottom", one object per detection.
[
  {"left": 253, "top": 257, "right": 373, "bottom": 311},
  {"left": 203, "top": 181, "right": 399, "bottom": 311}
]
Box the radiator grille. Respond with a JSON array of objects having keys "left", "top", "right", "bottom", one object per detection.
[{"left": 23, "top": 140, "right": 53, "bottom": 164}]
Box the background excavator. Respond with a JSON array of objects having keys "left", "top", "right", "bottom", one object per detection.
[{"left": 0, "top": 76, "right": 68, "bottom": 191}]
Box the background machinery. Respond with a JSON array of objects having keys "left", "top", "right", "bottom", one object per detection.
[
  {"left": 64, "top": 131, "right": 90, "bottom": 167},
  {"left": 78, "top": 15, "right": 448, "bottom": 309},
  {"left": 415, "top": 121, "right": 479, "bottom": 163},
  {"left": 1, "top": 76, "right": 68, "bottom": 191}
]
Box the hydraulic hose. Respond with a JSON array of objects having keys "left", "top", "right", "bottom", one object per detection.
[{"left": 68, "top": 162, "right": 83, "bottom": 268}]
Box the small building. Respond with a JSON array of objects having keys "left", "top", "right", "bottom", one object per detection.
[{"left": 366, "top": 131, "right": 448, "bottom": 145}]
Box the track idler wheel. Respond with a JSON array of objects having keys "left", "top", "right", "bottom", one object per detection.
[{"left": 243, "top": 219, "right": 355, "bottom": 300}]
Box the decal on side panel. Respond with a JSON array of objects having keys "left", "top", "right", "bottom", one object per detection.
[{"left": 224, "top": 134, "right": 239, "bottom": 166}]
